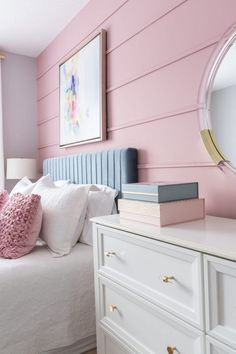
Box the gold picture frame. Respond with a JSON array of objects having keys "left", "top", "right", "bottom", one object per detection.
[{"left": 59, "top": 29, "right": 106, "bottom": 147}]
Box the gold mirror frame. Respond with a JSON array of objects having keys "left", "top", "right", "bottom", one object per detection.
[
  {"left": 200, "top": 129, "right": 228, "bottom": 165},
  {"left": 199, "top": 25, "right": 236, "bottom": 167}
]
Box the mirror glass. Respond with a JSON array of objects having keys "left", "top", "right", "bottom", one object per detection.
[{"left": 209, "top": 37, "right": 236, "bottom": 168}]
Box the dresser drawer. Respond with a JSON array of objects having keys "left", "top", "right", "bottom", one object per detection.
[
  {"left": 204, "top": 255, "right": 236, "bottom": 349},
  {"left": 99, "top": 327, "right": 135, "bottom": 354},
  {"left": 98, "top": 277, "right": 204, "bottom": 354},
  {"left": 95, "top": 225, "right": 204, "bottom": 329},
  {"left": 206, "top": 336, "right": 236, "bottom": 354}
]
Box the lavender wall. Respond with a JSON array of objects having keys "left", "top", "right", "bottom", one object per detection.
[
  {"left": 2, "top": 52, "right": 37, "bottom": 191},
  {"left": 37, "top": 0, "right": 236, "bottom": 218}
]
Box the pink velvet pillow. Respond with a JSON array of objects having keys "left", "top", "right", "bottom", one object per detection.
[
  {"left": 0, "top": 193, "right": 42, "bottom": 259},
  {"left": 0, "top": 190, "right": 8, "bottom": 210}
]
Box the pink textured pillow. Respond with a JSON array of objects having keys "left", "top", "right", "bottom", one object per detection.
[
  {"left": 0, "top": 193, "right": 42, "bottom": 259},
  {"left": 0, "top": 190, "right": 8, "bottom": 210}
]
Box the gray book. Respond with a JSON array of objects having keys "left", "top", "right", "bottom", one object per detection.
[{"left": 122, "top": 182, "right": 198, "bottom": 203}]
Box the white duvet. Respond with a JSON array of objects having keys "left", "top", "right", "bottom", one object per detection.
[{"left": 0, "top": 242, "right": 96, "bottom": 354}]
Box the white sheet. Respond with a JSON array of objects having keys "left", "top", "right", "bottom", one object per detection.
[{"left": 0, "top": 242, "right": 96, "bottom": 354}]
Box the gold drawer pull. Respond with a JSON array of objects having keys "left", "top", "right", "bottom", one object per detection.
[
  {"left": 162, "top": 275, "right": 175, "bottom": 283},
  {"left": 167, "top": 346, "right": 177, "bottom": 354},
  {"left": 109, "top": 304, "right": 118, "bottom": 313},
  {"left": 104, "top": 251, "right": 116, "bottom": 258}
]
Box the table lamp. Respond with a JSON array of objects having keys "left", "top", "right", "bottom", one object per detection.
[{"left": 6, "top": 158, "right": 37, "bottom": 180}]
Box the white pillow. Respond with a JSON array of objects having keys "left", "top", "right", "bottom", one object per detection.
[
  {"left": 94, "top": 184, "right": 118, "bottom": 199},
  {"left": 54, "top": 180, "right": 71, "bottom": 187},
  {"left": 10, "top": 176, "right": 70, "bottom": 196},
  {"left": 33, "top": 178, "right": 90, "bottom": 255},
  {"left": 74, "top": 183, "right": 118, "bottom": 196},
  {"left": 80, "top": 188, "right": 117, "bottom": 246},
  {"left": 10, "top": 175, "right": 53, "bottom": 196}
]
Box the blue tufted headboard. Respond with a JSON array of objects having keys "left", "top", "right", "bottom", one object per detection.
[{"left": 43, "top": 148, "right": 138, "bottom": 196}]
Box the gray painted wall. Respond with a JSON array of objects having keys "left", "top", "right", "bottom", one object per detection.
[
  {"left": 2, "top": 52, "right": 37, "bottom": 191},
  {"left": 211, "top": 85, "right": 236, "bottom": 167}
]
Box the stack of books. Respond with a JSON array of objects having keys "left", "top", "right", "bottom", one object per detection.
[{"left": 118, "top": 182, "right": 205, "bottom": 227}]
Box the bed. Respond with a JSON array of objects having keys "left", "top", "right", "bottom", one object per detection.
[{"left": 0, "top": 148, "right": 137, "bottom": 354}]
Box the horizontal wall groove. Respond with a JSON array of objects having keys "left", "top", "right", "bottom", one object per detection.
[
  {"left": 107, "top": 39, "right": 218, "bottom": 94},
  {"left": 37, "top": 0, "right": 187, "bottom": 80},
  {"left": 107, "top": 104, "right": 204, "bottom": 132},
  {"left": 37, "top": 0, "right": 129, "bottom": 80},
  {"left": 38, "top": 115, "right": 58, "bottom": 126},
  {"left": 138, "top": 162, "right": 217, "bottom": 169},
  {"left": 106, "top": 0, "right": 188, "bottom": 55},
  {"left": 38, "top": 87, "right": 58, "bottom": 102},
  {"left": 38, "top": 143, "right": 58, "bottom": 150},
  {"left": 39, "top": 124, "right": 115, "bottom": 148},
  {"left": 38, "top": 103, "right": 203, "bottom": 137},
  {"left": 38, "top": 37, "right": 218, "bottom": 100}
]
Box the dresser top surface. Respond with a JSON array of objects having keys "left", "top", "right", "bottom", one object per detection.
[{"left": 92, "top": 215, "right": 236, "bottom": 261}]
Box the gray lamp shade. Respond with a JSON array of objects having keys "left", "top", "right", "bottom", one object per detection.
[{"left": 6, "top": 158, "right": 37, "bottom": 180}]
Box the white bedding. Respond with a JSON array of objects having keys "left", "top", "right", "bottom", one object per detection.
[{"left": 0, "top": 242, "right": 96, "bottom": 354}]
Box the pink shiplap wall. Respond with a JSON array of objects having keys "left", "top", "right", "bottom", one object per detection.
[{"left": 37, "top": 0, "right": 236, "bottom": 218}]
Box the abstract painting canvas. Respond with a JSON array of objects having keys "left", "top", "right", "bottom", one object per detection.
[{"left": 59, "top": 30, "right": 106, "bottom": 147}]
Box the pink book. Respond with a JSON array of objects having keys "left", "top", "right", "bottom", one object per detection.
[{"left": 119, "top": 198, "right": 205, "bottom": 227}]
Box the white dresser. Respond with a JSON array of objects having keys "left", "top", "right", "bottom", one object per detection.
[{"left": 92, "top": 215, "right": 236, "bottom": 354}]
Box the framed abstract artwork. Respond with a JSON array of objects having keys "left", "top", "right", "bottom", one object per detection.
[{"left": 59, "top": 30, "right": 106, "bottom": 147}]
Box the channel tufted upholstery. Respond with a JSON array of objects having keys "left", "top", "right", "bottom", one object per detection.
[{"left": 43, "top": 148, "right": 138, "bottom": 196}]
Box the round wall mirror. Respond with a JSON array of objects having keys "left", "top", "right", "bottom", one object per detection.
[{"left": 202, "top": 31, "right": 236, "bottom": 170}]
